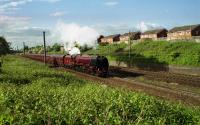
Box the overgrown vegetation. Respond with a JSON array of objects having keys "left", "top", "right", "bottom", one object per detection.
[
  {"left": 85, "top": 41, "right": 200, "bottom": 67},
  {"left": 0, "top": 55, "right": 200, "bottom": 124},
  {"left": 28, "top": 43, "right": 64, "bottom": 54}
]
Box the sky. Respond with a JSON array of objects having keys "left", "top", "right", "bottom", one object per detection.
[{"left": 0, "top": 0, "right": 200, "bottom": 49}]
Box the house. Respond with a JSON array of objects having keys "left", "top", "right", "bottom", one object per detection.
[
  {"left": 100, "top": 34, "right": 120, "bottom": 44},
  {"left": 141, "top": 29, "right": 168, "bottom": 40},
  {"left": 168, "top": 24, "right": 200, "bottom": 40},
  {"left": 97, "top": 35, "right": 104, "bottom": 44},
  {"left": 119, "top": 32, "right": 141, "bottom": 43}
]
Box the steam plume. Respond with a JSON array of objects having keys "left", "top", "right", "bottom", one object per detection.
[
  {"left": 68, "top": 47, "right": 81, "bottom": 56},
  {"left": 53, "top": 21, "right": 99, "bottom": 51}
]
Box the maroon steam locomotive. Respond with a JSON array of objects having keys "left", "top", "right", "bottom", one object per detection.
[{"left": 24, "top": 54, "right": 109, "bottom": 77}]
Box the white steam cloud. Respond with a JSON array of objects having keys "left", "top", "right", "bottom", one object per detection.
[
  {"left": 53, "top": 21, "right": 99, "bottom": 52},
  {"left": 69, "top": 47, "right": 81, "bottom": 56}
]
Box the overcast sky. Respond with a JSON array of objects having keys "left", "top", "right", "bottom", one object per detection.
[{"left": 0, "top": 0, "right": 200, "bottom": 49}]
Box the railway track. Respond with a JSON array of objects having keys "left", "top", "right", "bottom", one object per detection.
[
  {"left": 55, "top": 67, "right": 200, "bottom": 106},
  {"left": 23, "top": 56, "right": 200, "bottom": 105},
  {"left": 109, "top": 66, "right": 200, "bottom": 87}
]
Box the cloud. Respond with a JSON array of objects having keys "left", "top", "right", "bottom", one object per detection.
[
  {"left": 0, "top": 0, "right": 62, "bottom": 13},
  {"left": 0, "top": 15, "right": 31, "bottom": 32},
  {"left": 50, "top": 11, "right": 66, "bottom": 17},
  {"left": 4, "top": 27, "right": 51, "bottom": 49},
  {"left": 104, "top": 1, "right": 118, "bottom": 6},
  {"left": 6, "top": 35, "right": 48, "bottom": 49},
  {"left": 0, "top": 15, "right": 50, "bottom": 48},
  {"left": 39, "top": 0, "right": 61, "bottom": 3},
  {"left": 0, "top": 0, "right": 32, "bottom": 13},
  {"left": 136, "top": 21, "right": 162, "bottom": 32},
  {"left": 92, "top": 22, "right": 162, "bottom": 36},
  {"left": 92, "top": 23, "right": 137, "bottom": 35},
  {"left": 6, "top": 27, "right": 50, "bottom": 37}
]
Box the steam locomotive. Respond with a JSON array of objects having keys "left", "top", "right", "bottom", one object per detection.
[{"left": 24, "top": 54, "right": 109, "bottom": 77}]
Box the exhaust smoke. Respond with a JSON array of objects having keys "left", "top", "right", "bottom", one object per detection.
[{"left": 53, "top": 21, "right": 99, "bottom": 53}]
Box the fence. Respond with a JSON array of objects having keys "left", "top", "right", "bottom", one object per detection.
[{"left": 167, "top": 36, "right": 200, "bottom": 42}]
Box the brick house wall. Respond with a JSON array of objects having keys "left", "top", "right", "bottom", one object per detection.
[
  {"left": 120, "top": 32, "right": 141, "bottom": 43},
  {"left": 101, "top": 38, "right": 113, "bottom": 44},
  {"left": 141, "top": 29, "right": 167, "bottom": 40},
  {"left": 100, "top": 35, "right": 120, "bottom": 44},
  {"left": 120, "top": 36, "right": 129, "bottom": 42},
  {"left": 168, "top": 25, "right": 200, "bottom": 40},
  {"left": 168, "top": 30, "right": 192, "bottom": 40}
]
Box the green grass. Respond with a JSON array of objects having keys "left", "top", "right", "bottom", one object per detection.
[
  {"left": 132, "top": 41, "right": 200, "bottom": 66},
  {"left": 85, "top": 41, "right": 200, "bottom": 67},
  {"left": 0, "top": 55, "right": 200, "bottom": 124}
]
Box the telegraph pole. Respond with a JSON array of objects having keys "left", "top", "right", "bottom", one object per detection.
[
  {"left": 43, "top": 31, "right": 47, "bottom": 65},
  {"left": 129, "top": 31, "right": 131, "bottom": 67},
  {"left": 23, "top": 42, "right": 25, "bottom": 55}
]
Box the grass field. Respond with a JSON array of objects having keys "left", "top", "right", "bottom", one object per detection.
[
  {"left": 85, "top": 41, "right": 200, "bottom": 67},
  {"left": 0, "top": 55, "right": 200, "bottom": 124}
]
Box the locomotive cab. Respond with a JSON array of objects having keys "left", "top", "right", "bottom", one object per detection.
[{"left": 95, "top": 56, "right": 109, "bottom": 77}]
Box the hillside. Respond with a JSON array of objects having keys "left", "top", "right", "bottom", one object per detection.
[{"left": 85, "top": 41, "right": 200, "bottom": 67}]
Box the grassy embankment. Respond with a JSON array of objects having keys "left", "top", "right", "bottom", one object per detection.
[
  {"left": 0, "top": 55, "right": 200, "bottom": 124},
  {"left": 85, "top": 41, "right": 200, "bottom": 67}
]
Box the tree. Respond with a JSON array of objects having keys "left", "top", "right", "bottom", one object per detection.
[
  {"left": 0, "top": 37, "right": 10, "bottom": 56},
  {"left": 52, "top": 43, "right": 61, "bottom": 52},
  {"left": 24, "top": 45, "right": 29, "bottom": 51},
  {"left": 0, "top": 37, "right": 10, "bottom": 67},
  {"left": 80, "top": 44, "right": 92, "bottom": 52}
]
